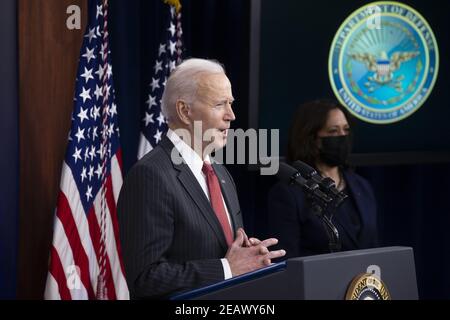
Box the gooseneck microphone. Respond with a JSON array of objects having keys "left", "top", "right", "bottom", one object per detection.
[
  {"left": 292, "top": 160, "right": 348, "bottom": 208},
  {"left": 276, "top": 162, "right": 341, "bottom": 252},
  {"left": 277, "top": 162, "right": 333, "bottom": 207}
]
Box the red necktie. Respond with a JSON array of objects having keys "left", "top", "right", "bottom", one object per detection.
[{"left": 202, "top": 161, "right": 233, "bottom": 246}]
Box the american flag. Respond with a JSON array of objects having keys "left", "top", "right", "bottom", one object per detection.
[
  {"left": 44, "top": 0, "right": 129, "bottom": 300},
  {"left": 137, "top": 1, "right": 183, "bottom": 159}
]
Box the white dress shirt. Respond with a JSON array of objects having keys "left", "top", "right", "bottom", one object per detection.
[{"left": 166, "top": 129, "right": 233, "bottom": 279}]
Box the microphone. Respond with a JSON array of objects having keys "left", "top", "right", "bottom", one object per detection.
[
  {"left": 277, "top": 162, "right": 341, "bottom": 251},
  {"left": 277, "top": 162, "right": 332, "bottom": 206},
  {"left": 292, "top": 160, "right": 348, "bottom": 208}
]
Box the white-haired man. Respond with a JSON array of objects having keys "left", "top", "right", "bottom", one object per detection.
[{"left": 118, "top": 58, "right": 285, "bottom": 299}]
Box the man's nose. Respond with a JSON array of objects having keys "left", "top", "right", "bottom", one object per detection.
[{"left": 224, "top": 103, "right": 236, "bottom": 121}]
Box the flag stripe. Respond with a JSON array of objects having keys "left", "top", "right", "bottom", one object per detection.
[
  {"left": 56, "top": 191, "right": 96, "bottom": 299},
  {"left": 106, "top": 170, "right": 128, "bottom": 280},
  {"left": 104, "top": 199, "right": 128, "bottom": 299},
  {"left": 47, "top": 249, "right": 68, "bottom": 300},
  {"left": 60, "top": 162, "right": 100, "bottom": 291},
  {"left": 94, "top": 182, "right": 128, "bottom": 299},
  {"left": 137, "top": 133, "right": 153, "bottom": 160},
  {"left": 111, "top": 152, "right": 123, "bottom": 203},
  {"left": 53, "top": 217, "right": 89, "bottom": 299},
  {"left": 87, "top": 206, "right": 117, "bottom": 300},
  {"left": 114, "top": 148, "right": 123, "bottom": 177},
  {"left": 44, "top": 274, "right": 61, "bottom": 300}
]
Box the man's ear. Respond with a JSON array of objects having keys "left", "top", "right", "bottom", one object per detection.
[{"left": 175, "top": 100, "right": 191, "bottom": 125}]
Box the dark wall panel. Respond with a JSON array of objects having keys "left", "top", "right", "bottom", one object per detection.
[
  {"left": 0, "top": 0, "right": 19, "bottom": 300},
  {"left": 18, "top": 0, "right": 87, "bottom": 299}
]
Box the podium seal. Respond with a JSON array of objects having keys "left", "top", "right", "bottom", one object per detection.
[{"left": 345, "top": 273, "right": 391, "bottom": 300}]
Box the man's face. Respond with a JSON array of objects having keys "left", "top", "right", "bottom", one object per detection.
[{"left": 188, "top": 73, "right": 235, "bottom": 154}]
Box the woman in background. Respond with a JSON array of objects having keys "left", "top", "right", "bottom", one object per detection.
[{"left": 268, "top": 99, "right": 378, "bottom": 258}]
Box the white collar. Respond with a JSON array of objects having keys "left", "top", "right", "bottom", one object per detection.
[{"left": 166, "top": 128, "right": 211, "bottom": 175}]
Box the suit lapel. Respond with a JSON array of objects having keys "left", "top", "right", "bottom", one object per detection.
[{"left": 160, "top": 136, "right": 228, "bottom": 251}]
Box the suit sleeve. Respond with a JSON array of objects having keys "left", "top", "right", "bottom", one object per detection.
[
  {"left": 267, "top": 183, "right": 302, "bottom": 259},
  {"left": 117, "top": 163, "right": 223, "bottom": 299}
]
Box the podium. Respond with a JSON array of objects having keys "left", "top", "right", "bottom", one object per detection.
[{"left": 172, "top": 246, "right": 418, "bottom": 300}]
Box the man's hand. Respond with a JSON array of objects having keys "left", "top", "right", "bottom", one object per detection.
[
  {"left": 239, "top": 228, "right": 257, "bottom": 247},
  {"left": 225, "top": 228, "right": 286, "bottom": 277}
]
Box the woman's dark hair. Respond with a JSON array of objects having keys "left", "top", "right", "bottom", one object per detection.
[{"left": 287, "top": 99, "right": 353, "bottom": 165}]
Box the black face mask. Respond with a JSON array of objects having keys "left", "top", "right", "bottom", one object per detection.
[{"left": 319, "top": 135, "right": 351, "bottom": 167}]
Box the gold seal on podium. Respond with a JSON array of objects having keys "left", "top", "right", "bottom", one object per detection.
[{"left": 345, "top": 273, "right": 391, "bottom": 300}]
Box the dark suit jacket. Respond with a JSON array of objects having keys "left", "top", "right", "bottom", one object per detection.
[
  {"left": 267, "top": 169, "right": 378, "bottom": 258},
  {"left": 117, "top": 135, "right": 243, "bottom": 299}
]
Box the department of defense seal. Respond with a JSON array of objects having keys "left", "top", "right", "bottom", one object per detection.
[
  {"left": 329, "top": 1, "right": 439, "bottom": 124},
  {"left": 345, "top": 273, "right": 391, "bottom": 300}
]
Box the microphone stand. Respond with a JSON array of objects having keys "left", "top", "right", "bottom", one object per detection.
[
  {"left": 283, "top": 163, "right": 342, "bottom": 253},
  {"left": 308, "top": 195, "right": 341, "bottom": 253}
]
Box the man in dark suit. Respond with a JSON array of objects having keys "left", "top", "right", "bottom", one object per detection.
[{"left": 117, "top": 58, "right": 285, "bottom": 299}]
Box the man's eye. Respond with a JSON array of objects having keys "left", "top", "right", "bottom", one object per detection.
[{"left": 214, "top": 101, "right": 233, "bottom": 109}]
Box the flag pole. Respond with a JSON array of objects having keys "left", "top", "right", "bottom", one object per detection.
[{"left": 97, "top": 0, "right": 110, "bottom": 300}]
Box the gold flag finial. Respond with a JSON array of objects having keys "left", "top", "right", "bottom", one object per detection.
[{"left": 164, "top": 0, "right": 182, "bottom": 13}]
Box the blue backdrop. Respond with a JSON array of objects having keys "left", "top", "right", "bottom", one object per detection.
[{"left": 0, "top": 0, "right": 18, "bottom": 300}]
